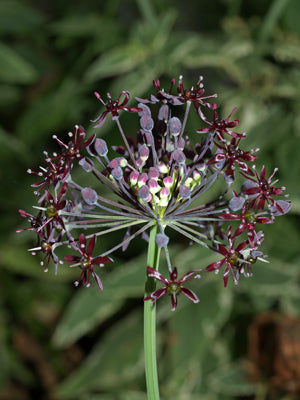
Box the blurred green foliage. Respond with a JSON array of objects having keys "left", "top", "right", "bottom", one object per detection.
[{"left": 1, "top": 0, "right": 299, "bottom": 399}]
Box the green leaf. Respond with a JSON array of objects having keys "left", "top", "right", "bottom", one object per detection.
[
  {"left": 52, "top": 254, "right": 147, "bottom": 347},
  {"left": 55, "top": 310, "right": 144, "bottom": 398},
  {"left": 0, "top": 43, "right": 38, "bottom": 84}
]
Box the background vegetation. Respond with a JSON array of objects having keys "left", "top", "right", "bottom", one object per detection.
[{"left": 1, "top": 0, "right": 299, "bottom": 399}]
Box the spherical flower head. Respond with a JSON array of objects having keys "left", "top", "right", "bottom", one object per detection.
[{"left": 18, "top": 74, "right": 291, "bottom": 295}]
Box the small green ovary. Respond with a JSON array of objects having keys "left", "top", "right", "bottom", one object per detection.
[
  {"left": 46, "top": 205, "right": 57, "bottom": 218},
  {"left": 166, "top": 282, "right": 181, "bottom": 295},
  {"left": 227, "top": 251, "right": 240, "bottom": 265},
  {"left": 244, "top": 210, "right": 256, "bottom": 224}
]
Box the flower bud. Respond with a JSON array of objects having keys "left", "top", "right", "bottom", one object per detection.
[
  {"left": 138, "top": 173, "right": 148, "bottom": 188},
  {"left": 140, "top": 115, "right": 154, "bottom": 131},
  {"left": 163, "top": 176, "right": 173, "bottom": 188},
  {"left": 158, "top": 163, "right": 169, "bottom": 174},
  {"left": 81, "top": 187, "right": 98, "bottom": 205},
  {"left": 179, "top": 185, "right": 191, "bottom": 199},
  {"left": 148, "top": 167, "right": 159, "bottom": 180},
  {"left": 158, "top": 104, "right": 169, "bottom": 121},
  {"left": 169, "top": 117, "right": 181, "bottom": 136},
  {"left": 94, "top": 138, "right": 108, "bottom": 156},
  {"left": 155, "top": 233, "right": 169, "bottom": 248},
  {"left": 139, "top": 144, "right": 149, "bottom": 161},
  {"left": 129, "top": 170, "right": 139, "bottom": 186},
  {"left": 148, "top": 179, "right": 160, "bottom": 194},
  {"left": 111, "top": 166, "right": 123, "bottom": 181},
  {"left": 138, "top": 185, "right": 152, "bottom": 202},
  {"left": 137, "top": 103, "right": 151, "bottom": 117},
  {"left": 172, "top": 149, "right": 186, "bottom": 164}
]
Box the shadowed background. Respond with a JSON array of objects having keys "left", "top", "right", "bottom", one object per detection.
[{"left": 1, "top": 0, "right": 300, "bottom": 399}]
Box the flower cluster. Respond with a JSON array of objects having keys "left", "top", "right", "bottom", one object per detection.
[{"left": 18, "top": 75, "right": 290, "bottom": 310}]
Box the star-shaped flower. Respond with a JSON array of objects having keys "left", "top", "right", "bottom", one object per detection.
[
  {"left": 197, "top": 106, "right": 245, "bottom": 140},
  {"left": 205, "top": 225, "right": 249, "bottom": 287},
  {"left": 144, "top": 266, "right": 201, "bottom": 311},
  {"left": 64, "top": 234, "right": 113, "bottom": 289},
  {"left": 92, "top": 91, "right": 142, "bottom": 128}
]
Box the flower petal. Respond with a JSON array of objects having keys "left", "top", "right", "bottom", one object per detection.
[
  {"left": 206, "top": 259, "right": 225, "bottom": 271},
  {"left": 87, "top": 235, "right": 96, "bottom": 257},
  {"left": 146, "top": 267, "right": 169, "bottom": 284},
  {"left": 181, "top": 287, "right": 200, "bottom": 303}
]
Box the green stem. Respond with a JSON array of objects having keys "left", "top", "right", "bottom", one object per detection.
[{"left": 144, "top": 224, "right": 161, "bottom": 400}]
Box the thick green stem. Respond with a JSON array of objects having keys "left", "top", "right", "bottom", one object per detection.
[{"left": 144, "top": 224, "right": 161, "bottom": 400}]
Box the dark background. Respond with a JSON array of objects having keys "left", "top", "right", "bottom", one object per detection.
[{"left": 1, "top": 0, "right": 300, "bottom": 399}]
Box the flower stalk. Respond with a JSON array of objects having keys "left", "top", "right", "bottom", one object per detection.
[{"left": 144, "top": 224, "right": 161, "bottom": 400}]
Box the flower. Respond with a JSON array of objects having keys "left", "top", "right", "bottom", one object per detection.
[
  {"left": 205, "top": 226, "right": 249, "bottom": 287},
  {"left": 220, "top": 203, "right": 273, "bottom": 246},
  {"left": 39, "top": 182, "right": 69, "bottom": 231},
  {"left": 64, "top": 234, "right": 113, "bottom": 289},
  {"left": 27, "top": 224, "right": 61, "bottom": 274},
  {"left": 144, "top": 266, "right": 201, "bottom": 311},
  {"left": 27, "top": 157, "right": 67, "bottom": 195},
  {"left": 197, "top": 106, "right": 245, "bottom": 140},
  {"left": 241, "top": 165, "right": 290, "bottom": 213},
  {"left": 139, "top": 75, "right": 217, "bottom": 113},
  {"left": 207, "top": 137, "right": 258, "bottom": 182},
  {"left": 92, "top": 91, "right": 142, "bottom": 128},
  {"left": 52, "top": 125, "right": 95, "bottom": 175}
]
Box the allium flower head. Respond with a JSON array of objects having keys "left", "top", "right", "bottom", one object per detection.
[{"left": 18, "top": 75, "right": 290, "bottom": 297}]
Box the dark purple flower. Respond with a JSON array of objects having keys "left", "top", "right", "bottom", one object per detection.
[
  {"left": 136, "top": 78, "right": 176, "bottom": 104},
  {"left": 241, "top": 166, "right": 290, "bottom": 213},
  {"left": 138, "top": 76, "right": 217, "bottom": 113},
  {"left": 220, "top": 204, "right": 273, "bottom": 246},
  {"left": 92, "top": 91, "right": 142, "bottom": 128},
  {"left": 41, "top": 182, "right": 69, "bottom": 231},
  {"left": 64, "top": 234, "right": 113, "bottom": 289},
  {"left": 173, "top": 75, "right": 217, "bottom": 111},
  {"left": 28, "top": 224, "right": 61, "bottom": 273},
  {"left": 205, "top": 226, "right": 249, "bottom": 287},
  {"left": 207, "top": 137, "right": 257, "bottom": 181},
  {"left": 144, "top": 266, "right": 201, "bottom": 311},
  {"left": 27, "top": 157, "right": 67, "bottom": 194},
  {"left": 52, "top": 125, "right": 95, "bottom": 174},
  {"left": 17, "top": 208, "right": 46, "bottom": 233},
  {"left": 197, "top": 106, "right": 245, "bottom": 140}
]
